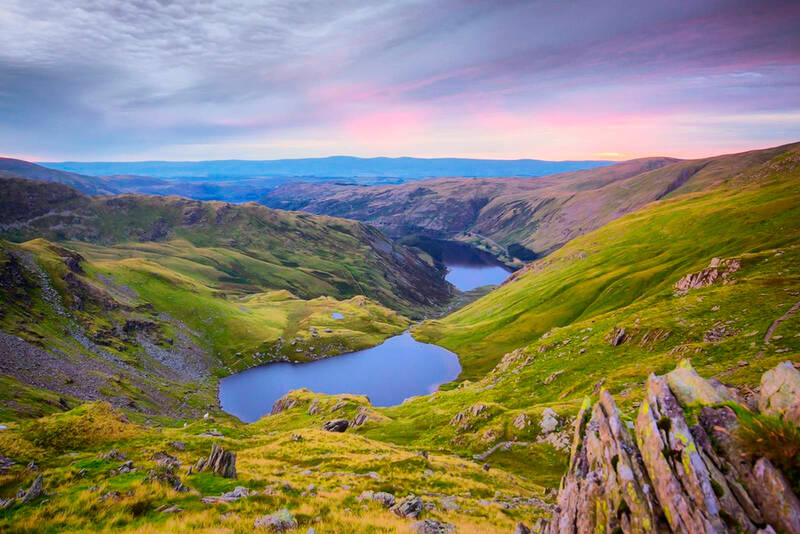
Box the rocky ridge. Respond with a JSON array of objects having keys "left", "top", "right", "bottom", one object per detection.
[{"left": 535, "top": 360, "right": 800, "bottom": 534}]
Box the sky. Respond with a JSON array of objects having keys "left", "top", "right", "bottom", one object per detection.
[{"left": 1, "top": 0, "right": 799, "bottom": 162}]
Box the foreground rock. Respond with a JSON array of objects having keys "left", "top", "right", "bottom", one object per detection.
[
  {"left": 540, "top": 360, "right": 800, "bottom": 534},
  {"left": 20, "top": 474, "right": 44, "bottom": 505},
  {"left": 254, "top": 508, "right": 297, "bottom": 531},
  {"left": 392, "top": 495, "right": 424, "bottom": 519},
  {"left": 196, "top": 442, "right": 236, "bottom": 479},
  {"left": 409, "top": 519, "right": 456, "bottom": 533}
]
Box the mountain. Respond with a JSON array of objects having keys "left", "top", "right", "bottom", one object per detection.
[
  {"left": 0, "top": 157, "right": 118, "bottom": 195},
  {"left": 41, "top": 156, "right": 613, "bottom": 180},
  {"left": 0, "top": 145, "right": 798, "bottom": 533},
  {"left": 264, "top": 143, "right": 800, "bottom": 259}
]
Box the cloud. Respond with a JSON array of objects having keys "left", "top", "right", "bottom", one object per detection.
[{"left": 0, "top": 0, "right": 798, "bottom": 160}]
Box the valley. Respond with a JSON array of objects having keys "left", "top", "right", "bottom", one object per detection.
[{"left": 0, "top": 143, "right": 799, "bottom": 533}]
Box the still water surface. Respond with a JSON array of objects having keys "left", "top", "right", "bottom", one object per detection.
[
  {"left": 219, "top": 331, "right": 461, "bottom": 422},
  {"left": 439, "top": 242, "right": 512, "bottom": 291}
]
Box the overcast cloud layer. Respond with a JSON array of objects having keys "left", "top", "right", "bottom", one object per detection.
[{"left": 1, "top": 0, "right": 799, "bottom": 161}]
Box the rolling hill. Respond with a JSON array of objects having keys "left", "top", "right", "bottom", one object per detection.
[
  {"left": 0, "top": 157, "right": 118, "bottom": 195},
  {"left": 264, "top": 143, "right": 800, "bottom": 259}
]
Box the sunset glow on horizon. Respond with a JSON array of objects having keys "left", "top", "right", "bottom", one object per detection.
[{"left": 1, "top": 1, "right": 798, "bottom": 162}]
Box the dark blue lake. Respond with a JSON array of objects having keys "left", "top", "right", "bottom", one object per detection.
[
  {"left": 445, "top": 263, "right": 511, "bottom": 291},
  {"left": 219, "top": 331, "right": 461, "bottom": 423}
]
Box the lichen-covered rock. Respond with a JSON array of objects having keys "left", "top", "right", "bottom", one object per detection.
[
  {"left": 254, "top": 508, "right": 297, "bottom": 531},
  {"left": 539, "top": 408, "right": 560, "bottom": 434},
  {"left": 512, "top": 413, "right": 530, "bottom": 430},
  {"left": 392, "top": 494, "right": 424, "bottom": 519},
  {"left": 759, "top": 361, "right": 800, "bottom": 424},
  {"left": 538, "top": 361, "right": 800, "bottom": 534}
]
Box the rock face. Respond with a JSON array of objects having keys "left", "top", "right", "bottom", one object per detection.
[
  {"left": 674, "top": 257, "right": 740, "bottom": 295},
  {"left": 20, "top": 474, "right": 44, "bottom": 505},
  {"left": 540, "top": 360, "right": 800, "bottom": 534},
  {"left": 322, "top": 419, "right": 349, "bottom": 432},
  {"left": 199, "top": 443, "right": 236, "bottom": 479}
]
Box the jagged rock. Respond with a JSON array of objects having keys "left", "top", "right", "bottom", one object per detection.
[
  {"left": 200, "top": 443, "right": 236, "bottom": 478},
  {"left": 20, "top": 474, "right": 44, "bottom": 504},
  {"left": 607, "top": 327, "right": 627, "bottom": 346},
  {"left": 116, "top": 460, "right": 135, "bottom": 474},
  {"left": 271, "top": 394, "right": 298, "bottom": 415},
  {"left": 0, "top": 454, "right": 14, "bottom": 474},
  {"left": 322, "top": 419, "right": 349, "bottom": 432},
  {"left": 543, "top": 370, "right": 563, "bottom": 385},
  {"left": 352, "top": 409, "right": 369, "bottom": 426},
  {"left": 307, "top": 399, "right": 320, "bottom": 415},
  {"left": 330, "top": 399, "right": 349, "bottom": 412},
  {"left": 147, "top": 467, "right": 188, "bottom": 492},
  {"left": 515, "top": 523, "right": 531, "bottom": 534},
  {"left": 409, "top": 519, "right": 455, "bottom": 533},
  {"left": 254, "top": 508, "right": 297, "bottom": 531},
  {"left": 539, "top": 361, "right": 800, "bottom": 534},
  {"left": 392, "top": 495, "right": 424, "bottom": 519},
  {"left": 359, "top": 490, "right": 396, "bottom": 508},
  {"left": 759, "top": 361, "right": 800, "bottom": 424},
  {"left": 539, "top": 408, "right": 559, "bottom": 434},
  {"left": 704, "top": 325, "right": 731, "bottom": 342},
  {"left": 470, "top": 403, "right": 487, "bottom": 416},
  {"left": 168, "top": 441, "right": 186, "bottom": 451},
  {"left": 674, "top": 257, "right": 741, "bottom": 295},
  {"left": 512, "top": 413, "right": 530, "bottom": 430},
  {"left": 151, "top": 451, "right": 181, "bottom": 469},
  {"left": 202, "top": 486, "right": 251, "bottom": 504}
]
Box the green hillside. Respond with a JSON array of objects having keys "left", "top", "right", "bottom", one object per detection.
[{"left": 414, "top": 146, "right": 800, "bottom": 380}]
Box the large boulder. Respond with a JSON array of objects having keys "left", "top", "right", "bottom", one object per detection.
[
  {"left": 759, "top": 361, "right": 800, "bottom": 424},
  {"left": 254, "top": 508, "right": 297, "bottom": 531}
]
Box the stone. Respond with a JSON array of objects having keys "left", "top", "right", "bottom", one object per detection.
[
  {"left": 373, "top": 491, "right": 396, "bottom": 508},
  {"left": 168, "top": 441, "right": 186, "bottom": 451},
  {"left": 322, "top": 419, "right": 349, "bottom": 432},
  {"left": 674, "top": 257, "right": 740, "bottom": 295},
  {"left": 391, "top": 495, "right": 424, "bottom": 519},
  {"left": 409, "top": 519, "right": 456, "bottom": 533},
  {"left": 539, "top": 408, "right": 559, "bottom": 434},
  {"left": 202, "top": 486, "right": 251, "bottom": 504},
  {"left": 543, "top": 370, "right": 563, "bottom": 385},
  {"left": 307, "top": 399, "right": 320, "bottom": 415},
  {"left": 759, "top": 361, "right": 800, "bottom": 424},
  {"left": 151, "top": 451, "right": 181, "bottom": 469},
  {"left": 100, "top": 449, "right": 126, "bottom": 461},
  {"left": 515, "top": 522, "right": 530, "bottom": 534},
  {"left": 20, "top": 474, "right": 44, "bottom": 504},
  {"left": 160, "top": 505, "right": 182, "bottom": 513},
  {"left": 352, "top": 410, "right": 369, "bottom": 426},
  {"left": 254, "top": 508, "right": 298, "bottom": 531},
  {"left": 200, "top": 442, "right": 236, "bottom": 478},
  {"left": 751, "top": 457, "right": 800, "bottom": 534},
  {"left": 607, "top": 327, "right": 627, "bottom": 346},
  {"left": 512, "top": 413, "right": 529, "bottom": 430},
  {"left": 665, "top": 359, "right": 726, "bottom": 406}
]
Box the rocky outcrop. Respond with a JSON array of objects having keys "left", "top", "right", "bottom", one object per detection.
[
  {"left": 759, "top": 361, "right": 800, "bottom": 424},
  {"left": 391, "top": 494, "right": 424, "bottom": 519},
  {"left": 322, "top": 419, "right": 349, "bottom": 432},
  {"left": 674, "top": 257, "right": 740, "bottom": 295},
  {"left": 198, "top": 443, "right": 236, "bottom": 479},
  {"left": 410, "top": 519, "right": 456, "bottom": 533},
  {"left": 539, "top": 360, "right": 800, "bottom": 534}
]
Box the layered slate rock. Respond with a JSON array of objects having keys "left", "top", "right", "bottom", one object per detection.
[
  {"left": 198, "top": 443, "right": 236, "bottom": 479},
  {"left": 539, "top": 360, "right": 800, "bottom": 534}
]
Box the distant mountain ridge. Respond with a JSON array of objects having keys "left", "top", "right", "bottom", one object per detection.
[{"left": 40, "top": 156, "right": 613, "bottom": 179}]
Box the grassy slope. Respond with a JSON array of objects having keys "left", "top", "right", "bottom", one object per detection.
[
  {"left": 414, "top": 146, "right": 800, "bottom": 380},
  {"left": 0, "top": 178, "right": 452, "bottom": 319},
  {"left": 0, "top": 238, "right": 410, "bottom": 421}
]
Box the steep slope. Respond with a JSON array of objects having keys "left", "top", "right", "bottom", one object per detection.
[
  {"left": 414, "top": 144, "right": 800, "bottom": 379},
  {"left": 0, "top": 157, "right": 118, "bottom": 195},
  {"left": 0, "top": 177, "right": 451, "bottom": 318},
  {"left": 264, "top": 143, "right": 800, "bottom": 258}
]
